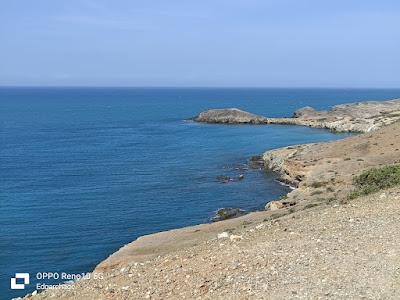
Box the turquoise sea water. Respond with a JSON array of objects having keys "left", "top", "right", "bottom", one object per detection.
[{"left": 1, "top": 87, "right": 400, "bottom": 299}]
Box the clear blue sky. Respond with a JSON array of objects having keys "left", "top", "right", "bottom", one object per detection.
[{"left": 1, "top": 0, "right": 399, "bottom": 87}]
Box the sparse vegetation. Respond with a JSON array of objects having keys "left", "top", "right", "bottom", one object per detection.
[
  {"left": 325, "top": 197, "right": 336, "bottom": 203},
  {"left": 349, "top": 164, "right": 400, "bottom": 199},
  {"left": 304, "top": 203, "right": 319, "bottom": 209},
  {"left": 263, "top": 213, "right": 282, "bottom": 222},
  {"left": 310, "top": 190, "right": 323, "bottom": 196},
  {"left": 310, "top": 181, "right": 328, "bottom": 188},
  {"left": 242, "top": 221, "right": 252, "bottom": 226}
]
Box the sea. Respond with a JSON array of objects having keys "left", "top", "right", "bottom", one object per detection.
[{"left": 1, "top": 87, "right": 399, "bottom": 299}]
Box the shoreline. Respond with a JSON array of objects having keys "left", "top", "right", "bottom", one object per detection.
[
  {"left": 24, "top": 98, "right": 400, "bottom": 299},
  {"left": 95, "top": 157, "right": 291, "bottom": 272}
]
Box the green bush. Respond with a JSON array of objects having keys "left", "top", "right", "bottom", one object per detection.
[{"left": 349, "top": 164, "right": 400, "bottom": 199}]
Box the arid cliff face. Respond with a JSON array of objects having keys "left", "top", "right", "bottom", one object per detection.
[{"left": 263, "top": 121, "right": 400, "bottom": 209}]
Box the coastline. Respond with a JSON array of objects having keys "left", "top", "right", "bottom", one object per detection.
[
  {"left": 193, "top": 98, "right": 400, "bottom": 133},
  {"left": 24, "top": 98, "right": 400, "bottom": 299},
  {"left": 97, "top": 98, "right": 400, "bottom": 272}
]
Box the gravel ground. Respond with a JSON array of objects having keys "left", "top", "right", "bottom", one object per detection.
[{"left": 24, "top": 188, "right": 400, "bottom": 300}]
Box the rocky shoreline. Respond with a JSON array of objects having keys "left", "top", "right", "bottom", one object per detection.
[
  {"left": 24, "top": 98, "right": 400, "bottom": 299},
  {"left": 193, "top": 98, "right": 400, "bottom": 133}
]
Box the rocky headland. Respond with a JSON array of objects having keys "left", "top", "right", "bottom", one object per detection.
[
  {"left": 193, "top": 108, "right": 268, "bottom": 124},
  {"left": 193, "top": 99, "right": 400, "bottom": 132},
  {"left": 24, "top": 98, "right": 400, "bottom": 299}
]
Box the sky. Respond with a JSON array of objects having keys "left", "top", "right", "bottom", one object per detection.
[{"left": 1, "top": 0, "right": 400, "bottom": 87}]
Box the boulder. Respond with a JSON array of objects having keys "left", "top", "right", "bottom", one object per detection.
[
  {"left": 210, "top": 208, "right": 247, "bottom": 222},
  {"left": 193, "top": 108, "right": 268, "bottom": 124},
  {"left": 265, "top": 201, "right": 285, "bottom": 211},
  {"left": 265, "top": 200, "right": 296, "bottom": 211}
]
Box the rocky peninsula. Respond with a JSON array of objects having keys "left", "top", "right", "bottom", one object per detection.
[
  {"left": 24, "top": 98, "right": 400, "bottom": 299},
  {"left": 193, "top": 99, "right": 400, "bottom": 132},
  {"left": 193, "top": 108, "right": 268, "bottom": 124}
]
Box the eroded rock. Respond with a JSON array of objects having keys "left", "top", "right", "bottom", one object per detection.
[
  {"left": 265, "top": 201, "right": 285, "bottom": 211},
  {"left": 265, "top": 200, "right": 296, "bottom": 211},
  {"left": 211, "top": 208, "right": 247, "bottom": 222},
  {"left": 249, "top": 155, "right": 264, "bottom": 169}
]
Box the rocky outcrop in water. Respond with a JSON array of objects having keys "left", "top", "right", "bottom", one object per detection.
[
  {"left": 193, "top": 99, "right": 400, "bottom": 133},
  {"left": 193, "top": 108, "right": 268, "bottom": 124},
  {"left": 248, "top": 155, "right": 265, "bottom": 169},
  {"left": 210, "top": 207, "right": 247, "bottom": 222},
  {"left": 216, "top": 174, "right": 245, "bottom": 183}
]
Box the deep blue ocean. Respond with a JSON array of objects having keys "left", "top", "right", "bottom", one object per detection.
[{"left": 1, "top": 88, "right": 400, "bottom": 299}]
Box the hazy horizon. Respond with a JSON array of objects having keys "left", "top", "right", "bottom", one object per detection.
[
  {"left": 1, "top": 1, "right": 399, "bottom": 88},
  {"left": 2, "top": 85, "right": 400, "bottom": 89}
]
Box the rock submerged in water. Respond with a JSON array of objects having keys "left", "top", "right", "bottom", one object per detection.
[
  {"left": 216, "top": 174, "right": 245, "bottom": 183},
  {"left": 193, "top": 108, "right": 268, "bottom": 124},
  {"left": 249, "top": 155, "right": 264, "bottom": 169},
  {"left": 211, "top": 208, "right": 247, "bottom": 222},
  {"left": 216, "top": 175, "right": 231, "bottom": 183}
]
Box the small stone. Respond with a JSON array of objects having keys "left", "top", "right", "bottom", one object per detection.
[
  {"left": 230, "top": 234, "right": 243, "bottom": 241},
  {"left": 217, "top": 232, "right": 229, "bottom": 239}
]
